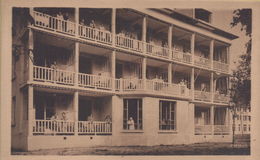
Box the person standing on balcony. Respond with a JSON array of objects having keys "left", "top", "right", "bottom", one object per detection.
[
  {"left": 63, "top": 12, "right": 70, "bottom": 33},
  {"left": 90, "top": 20, "right": 96, "bottom": 39},
  {"left": 80, "top": 19, "right": 86, "bottom": 36},
  {"left": 51, "top": 61, "right": 57, "bottom": 82},
  {"left": 56, "top": 11, "right": 64, "bottom": 31}
]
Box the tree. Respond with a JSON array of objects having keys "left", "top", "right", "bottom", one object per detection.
[{"left": 230, "top": 9, "right": 251, "bottom": 109}]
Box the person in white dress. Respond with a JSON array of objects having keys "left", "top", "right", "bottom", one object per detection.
[{"left": 127, "top": 117, "right": 135, "bottom": 130}]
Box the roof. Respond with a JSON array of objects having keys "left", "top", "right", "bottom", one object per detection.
[{"left": 150, "top": 8, "right": 239, "bottom": 40}]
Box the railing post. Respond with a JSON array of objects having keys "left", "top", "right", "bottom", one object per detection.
[
  {"left": 168, "top": 25, "right": 172, "bottom": 59},
  {"left": 210, "top": 39, "right": 214, "bottom": 69},
  {"left": 191, "top": 33, "right": 195, "bottom": 65},
  {"left": 74, "top": 91, "right": 79, "bottom": 135},
  {"left": 28, "top": 86, "right": 34, "bottom": 136},
  {"left": 111, "top": 8, "right": 116, "bottom": 46},
  {"left": 191, "top": 68, "right": 194, "bottom": 100},
  {"left": 142, "top": 57, "right": 147, "bottom": 90},
  {"left": 75, "top": 7, "right": 79, "bottom": 37},
  {"left": 210, "top": 72, "right": 214, "bottom": 103},
  {"left": 210, "top": 105, "right": 214, "bottom": 135},
  {"left": 111, "top": 51, "right": 116, "bottom": 91}
]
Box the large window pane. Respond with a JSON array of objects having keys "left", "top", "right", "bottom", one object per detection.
[
  {"left": 123, "top": 99, "right": 142, "bottom": 130},
  {"left": 159, "top": 100, "right": 176, "bottom": 130}
]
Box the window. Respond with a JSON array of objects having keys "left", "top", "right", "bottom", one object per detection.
[
  {"left": 243, "top": 124, "right": 247, "bottom": 131},
  {"left": 195, "top": 9, "right": 212, "bottom": 23},
  {"left": 249, "top": 116, "right": 251, "bottom": 121},
  {"left": 249, "top": 125, "right": 251, "bottom": 131},
  {"left": 123, "top": 99, "right": 142, "bottom": 130},
  {"left": 238, "top": 124, "right": 240, "bottom": 131},
  {"left": 159, "top": 101, "right": 176, "bottom": 130},
  {"left": 12, "top": 96, "right": 16, "bottom": 126}
]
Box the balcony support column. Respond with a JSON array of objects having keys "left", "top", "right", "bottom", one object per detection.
[
  {"left": 142, "top": 16, "right": 147, "bottom": 54},
  {"left": 142, "top": 57, "right": 147, "bottom": 89},
  {"left": 75, "top": 7, "right": 79, "bottom": 36},
  {"left": 168, "top": 63, "right": 172, "bottom": 84},
  {"left": 28, "top": 28, "right": 34, "bottom": 82},
  {"left": 74, "top": 91, "right": 79, "bottom": 135},
  {"left": 210, "top": 105, "right": 215, "bottom": 135},
  {"left": 191, "top": 68, "right": 194, "bottom": 100},
  {"left": 191, "top": 33, "right": 195, "bottom": 65},
  {"left": 111, "top": 8, "right": 116, "bottom": 46},
  {"left": 168, "top": 25, "right": 172, "bottom": 59},
  {"left": 28, "top": 86, "right": 34, "bottom": 136},
  {"left": 111, "top": 51, "right": 116, "bottom": 91},
  {"left": 226, "top": 46, "right": 230, "bottom": 73},
  {"left": 210, "top": 72, "right": 214, "bottom": 103},
  {"left": 74, "top": 42, "right": 79, "bottom": 87},
  {"left": 210, "top": 39, "right": 214, "bottom": 69}
]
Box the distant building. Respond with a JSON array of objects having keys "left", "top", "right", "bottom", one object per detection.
[
  {"left": 234, "top": 107, "right": 251, "bottom": 135},
  {"left": 11, "top": 8, "right": 238, "bottom": 151}
]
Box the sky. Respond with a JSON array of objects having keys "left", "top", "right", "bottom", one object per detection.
[{"left": 210, "top": 9, "right": 250, "bottom": 70}]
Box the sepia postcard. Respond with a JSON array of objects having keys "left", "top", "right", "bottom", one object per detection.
[{"left": 1, "top": 0, "right": 260, "bottom": 160}]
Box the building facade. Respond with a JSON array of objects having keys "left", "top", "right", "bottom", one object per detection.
[
  {"left": 11, "top": 8, "right": 238, "bottom": 151},
  {"left": 234, "top": 107, "right": 251, "bottom": 135}
]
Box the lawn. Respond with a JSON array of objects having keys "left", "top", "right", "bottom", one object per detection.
[{"left": 12, "top": 142, "right": 250, "bottom": 155}]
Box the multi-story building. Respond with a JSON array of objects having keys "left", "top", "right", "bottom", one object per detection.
[
  {"left": 11, "top": 8, "right": 238, "bottom": 151},
  {"left": 234, "top": 107, "right": 251, "bottom": 135}
]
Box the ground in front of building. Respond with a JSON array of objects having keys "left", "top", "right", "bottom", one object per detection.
[{"left": 12, "top": 142, "right": 250, "bottom": 155}]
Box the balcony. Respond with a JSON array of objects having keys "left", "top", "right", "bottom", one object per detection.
[
  {"left": 32, "top": 120, "right": 112, "bottom": 135},
  {"left": 146, "top": 43, "right": 170, "bottom": 59},
  {"left": 213, "top": 93, "right": 230, "bottom": 104},
  {"left": 195, "top": 125, "right": 230, "bottom": 135},
  {"left": 31, "top": 11, "right": 227, "bottom": 72},
  {"left": 33, "top": 65, "right": 113, "bottom": 91},
  {"left": 116, "top": 78, "right": 190, "bottom": 99},
  {"left": 194, "top": 90, "right": 212, "bottom": 102},
  {"left": 115, "top": 35, "right": 143, "bottom": 52},
  {"left": 213, "top": 61, "right": 229, "bottom": 73},
  {"left": 172, "top": 49, "right": 192, "bottom": 64},
  {"left": 194, "top": 56, "right": 211, "bottom": 69}
]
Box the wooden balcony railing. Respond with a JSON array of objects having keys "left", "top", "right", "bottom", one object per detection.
[
  {"left": 195, "top": 125, "right": 212, "bottom": 135},
  {"left": 213, "top": 93, "right": 230, "bottom": 104},
  {"left": 213, "top": 61, "right": 229, "bottom": 73},
  {"left": 33, "top": 65, "right": 75, "bottom": 85},
  {"left": 194, "top": 56, "right": 211, "bottom": 69},
  {"left": 32, "top": 120, "right": 112, "bottom": 135},
  {"left": 146, "top": 44, "right": 169, "bottom": 58},
  {"left": 78, "top": 121, "right": 112, "bottom": 134},
  {"left": 119, "top": 78, "right": 145, "bottom": 91},
  {"left": 194, "top": 90, "right": 212, "bottom": 102},
  {"left": 32, "top": 11, "right": 76, "bottom": 35},
  {"left": 78, "top": 24, "right": 112, "bottom": 44},
  {"left": 33, "top": 120, "right": 75, "bottom": 135},
  {"left": 115, "top": 35, "right": 143, "bottom": 52},
  {"left": 172, "top": 50, "right": 192, "bottom": 64},
  {"left": 78, "top": 73, "right": 113, "bottom": 90},
  {"left": 213, "top": 125, "right": 230, "bottom": 135}
]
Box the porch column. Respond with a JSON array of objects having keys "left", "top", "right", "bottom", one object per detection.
[
  {"left": 210, "top": 39, "right": 214, "bottom": 69},
  {"left": 28, "top": 28, "right": 34, "bottom": 82},
  {"left": 111, "top": 51, "right": 116, "bottom": 91},
  {"left": 168, "top": 25, "right": 172, "bottom": 59},
  {"left": 74, "top": 91, "right": 79, "bottom": 135},
  {"left": 142, "top": 57, "right": 147, "bottom": 89},
  {"left": 74, "top": 42, "right": 79, "bottom": 87},
  {"left": 210, "top": 105, "right": 214, "bottom": 135},
  {"left": 111, "top": 8, "right": 116, "bottom": 46},
  {"left": 75, "top": 7, "right": 79, "bottom": 36},
  {"left": 226, "top": 46, "right": 230, "bottom": 73},
  {"left": 28, "top": 86, "right": 34, "bottom": 136},
  {"left": 210, "top": 72, "right": 214, "bottom": 102},
  {"left": 191, "top": 33, "right": 195, "bottom": 64},
  {"left": 168, "top": 63, "right": 172, "bottom": 83},
  {"left": 191, "top": 68, "right": 194, "bottom": 100},
  {"left": 142, "top": 16, "right": 147, "bottom": 54}
]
